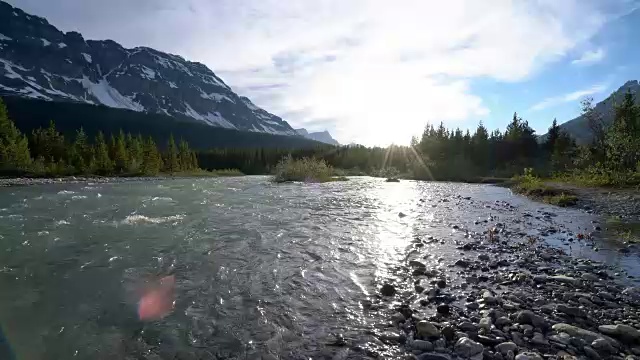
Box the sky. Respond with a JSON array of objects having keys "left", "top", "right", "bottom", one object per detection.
[{"left": 7, "top": 0, "right": 640, "bottom": 146}]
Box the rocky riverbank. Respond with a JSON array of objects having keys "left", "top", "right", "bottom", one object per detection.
[{"left": 360, "top": 195, "right": 640, "bottom": 360}]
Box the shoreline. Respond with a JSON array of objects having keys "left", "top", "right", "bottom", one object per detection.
[{"left": 365, "top": 194, "right": 640, "bottom": 360}]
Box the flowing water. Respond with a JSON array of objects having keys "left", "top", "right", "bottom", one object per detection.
[{"left": 0, "top": 177, "right": 637, "bottom": 360}]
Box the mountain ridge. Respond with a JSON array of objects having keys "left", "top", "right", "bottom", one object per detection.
[
  {"left": 294, "top": 128, "right": 339, "bottom": 145},
  {"left": 0, "top": 0, "right": 298, "bottom": 136},
  {"left": 547, "top": 80, "right": 640, "bottom": 143}
]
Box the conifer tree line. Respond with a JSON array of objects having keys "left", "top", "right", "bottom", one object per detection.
[
  {"left": 1, "top": 90, "right": 638, "bottom": 182},
  {"left": 200, "top": 92, "right": 640, "bottom": 183},
  {"left": 0, "top": 98, "right": 199, "bottom": 176}
]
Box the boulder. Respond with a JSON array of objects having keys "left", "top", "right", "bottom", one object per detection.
[{"left": 598, "top": 324, "right": 640, "bottom": 343}]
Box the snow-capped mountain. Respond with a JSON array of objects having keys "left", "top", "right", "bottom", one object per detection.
[
  {"left": 295, "top": 128, "right": 340, "bottom": 145},
  {"left": 0, "top": 1, "right": 297, "bottom": 135}
]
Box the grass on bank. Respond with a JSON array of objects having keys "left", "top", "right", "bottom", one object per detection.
[
  {"left": 553, "top": 167, "right": 640, "bottom": 189},
  {"left": 606, "top": 216, "right": 640, "bottom": 244},
  {"left": 512, "top": 169, "right": 578, "bottom": 207},
  {"left": 272, "top": 156, "right": 348, "bottom": 183}
]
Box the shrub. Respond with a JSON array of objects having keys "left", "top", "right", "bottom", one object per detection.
[{"left": 272, "top": 155, "right": 335, "bottom": 183}]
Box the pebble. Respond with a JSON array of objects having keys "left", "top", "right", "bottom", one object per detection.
[
  {"left": 514, "top": 352, "right": 543, "bottom": 360},
  {"left": 454, "top": 338, "right": 484, "bottom": 358},
  {"left": 412, "top": 340, "right": 434, "bottom": 352},
  {"left": 495, "top": 342, "right": 517, "bottom": 355}
]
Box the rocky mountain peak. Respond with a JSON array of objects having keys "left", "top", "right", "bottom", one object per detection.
[{"left": 0, "top": 0, "right": 297, "bottom": 135}]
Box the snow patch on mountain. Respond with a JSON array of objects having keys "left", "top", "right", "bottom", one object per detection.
[
  {"left": 241, "top": 96, "right": 260, "bottom": 111},
  {"left": 183, "top": 103, "right": 237, "bottom": 129},
  {"left": 0, "top": 33, "right": 11, "bottom": 41},
  {"left": 40, "top": 38, "right": 50, "bottom": 46},
  {"left": 140, "top": 65, "right": 156, "bottom": 80},
  {"left": 81, "top": 53, "right": 92, "bottom": 63},
  {"left": 80, "top": 76, "right": 144, "bottom": 112},
  {"left": 199, "top": 90, "right": 234, "bottom": 103},
  {"left": 57, "top": 42, "right": 66, "bottom": 49},
  {"left": 167, "top": 81, "right": 178, "bottom": 89}
]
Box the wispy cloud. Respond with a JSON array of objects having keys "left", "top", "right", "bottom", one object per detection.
[
  {"left": 529, "top": 83, "right": 608, "bottom": 111},
  {"left": 571, "top": 48, "right": 606, "bottom": 66},
  {"left": 11, "top": 0, "right": 633, "bottom": 145}
]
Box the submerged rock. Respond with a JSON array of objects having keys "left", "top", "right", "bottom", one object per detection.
[{"left": 380, "top": 283, "right": 396, "bottom": 296}]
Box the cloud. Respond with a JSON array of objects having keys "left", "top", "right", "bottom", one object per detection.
[
  {"left": 571, "top": 48, "right": 606, "bottom": 66},
  {"left": 529, "top": 83, "right": 609, "bottom": 111},
  {"left": 9, "top": 0, "right": 632, "bottom": 145}
]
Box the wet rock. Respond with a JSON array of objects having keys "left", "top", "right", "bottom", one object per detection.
[
  {"left": 591, "top": 338, "right": 616, "bottom": 354},
  {"left": 598, "top": 324, "right": 640, "bottom": 343},
  {"left": 483, "top": 290, "right": 498, "bottom": 305},
  {"left": 495, "top": 317, "right": 512, "bottom": 328},
  {"left": 391, "top": 312, "right": 406, "bottom": 324},
  {"left": 466, "top": 302, "right": 480, "bottom": 310},
  {"left": 552, "top": 324, "right": 607, "bottom": 343},
  {"left": 417, "top": 353, "right": 452, "bottom": 360},
  {"left": 459, "top": 322, "right": 479, "bottom": 332},
  {"left": 583, "top": 346, "right": 601, "bottom": 360},
  {"left": 515, "top": 311, "right": 549, "bottom": 330},
  {"left": 549, "top": 275, "right": 580, "bottom": 287},
  {"left": 557, "top": 304, "right": 586, "bottom": 318},
  {"left": 479, "top": 317, "right": 492, "bottom": 331},
  {"left": 495, "top": 342, "right": 517, "bottom": 356},
  {"left": 437, "top": 304, "right": 450, "bottom": 315},
  {"left": 417, "top": 321, "right": 441, "bottom": 338},
  {"left": 442, "top": 326, "right": 456, "bottom": 341},
  {"left": 412, "top": 340, "right": 434, "bottom": 352},
  {"left": 379, "top": 330, "right": 405, "bottom": 344},
  {"left": 478, "top": 254, "right": 490, "bottom": 261},
  {"left": 455, "top": 259, "right": 470, "bottom": 268},
  {"left": 511, "top": 332, "right": 525, "bottom": 347},
  {"left": 477, "top": 335, "right": 502, "bottom": 346},
  {"left": 582, "top": 273, "right": 600, "bottom": 282},
  {"left": 381, "top": 283, "right": 396, "bottom": 296},
  {"left": 530, "top": 333, "right": 548, "bottom": 346},
  {"left": 437, "top": 279, "right": 447, "bottom": 289},
  {"left": 454, "top": 337, "right": 484, "bottom": 359},
  {"left": 514, "top": 352, "right": 543, "bottom": 360}
]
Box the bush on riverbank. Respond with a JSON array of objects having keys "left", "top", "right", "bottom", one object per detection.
[
  {"left": 272, "top": 155, "right": 345, "bottom": 183},
  {"left": 512, "top": 169, "right": 578, "bottom": 207}
]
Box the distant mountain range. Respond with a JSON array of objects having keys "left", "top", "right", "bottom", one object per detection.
[
  {"left": 545, "top": 80, "right": 640, "bottom": 143},
  {"left": 295, "top": 128, "right": 339, "bottom": 145},
  {"left": 0, "top": 0, "right": 299, "bottom": 136}
]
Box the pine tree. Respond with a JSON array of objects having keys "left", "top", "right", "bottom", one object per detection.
[
  {"left": 607, "top": 91, "right": 640, "bottom": 171},
  {"left": 190, "top": 151, "right": 199, "bottom": 170},
  {"left": 0, "top": 98, "right": 31, "bottom": 170},
  {"left": 71, "top": 128, "right": 90, "bottom": 173},
  {"left": 112, "top": 130, "right": 128, "bottom": 173},
  {"left": 165, "top": 134, "right": 180, "bottom": 173},
  {"left": 178, "top": 139, "right": 191, "bottom": 171},
  {"left": 94, "top": 132, "right": 113, "bottom": 175},
  {"left": 141, "top": 136, "right": 161, "bottom": 175},
  {"left": 126, "top": 133, "right": 143, "bottom": 173}
]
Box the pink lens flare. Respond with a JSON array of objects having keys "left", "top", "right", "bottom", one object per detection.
[{"left": 137, "top": 275, "right": 176, "bottom": 321}]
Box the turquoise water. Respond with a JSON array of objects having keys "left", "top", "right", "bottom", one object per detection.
[{"left": 0, "top": 177, "right": 634, "bottom": 359}]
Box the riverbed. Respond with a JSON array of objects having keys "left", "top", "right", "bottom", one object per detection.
[{"left": 0, "top": 177, "right": 637, "bottom": 359}]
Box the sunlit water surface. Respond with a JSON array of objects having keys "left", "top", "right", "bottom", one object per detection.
[{"left": 0, "top": 177, "right": 636, "bottom": 359}]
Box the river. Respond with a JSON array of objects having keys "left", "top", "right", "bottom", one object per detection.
[{"left": 0, "top": 177, "right": 637, "bottom": 359}]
